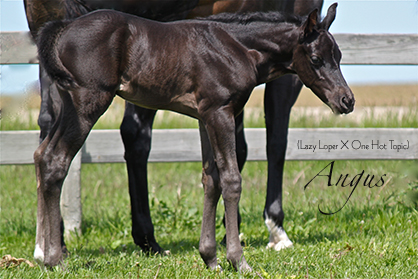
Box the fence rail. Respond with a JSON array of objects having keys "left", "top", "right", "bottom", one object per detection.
[{"left": 1, "top": 128, "right": 417, "bottom": 166}]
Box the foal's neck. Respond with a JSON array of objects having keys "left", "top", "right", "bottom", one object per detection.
[{"left": 229, "top": 22, "right": 300, "bottom": 83}]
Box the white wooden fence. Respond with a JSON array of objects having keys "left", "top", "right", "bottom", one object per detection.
[
  {"left": 1, "top": 32, "right": 417, "bottom": 235},
  {"left": 1, "top": 129, "right": 417, "bottom": 165}
]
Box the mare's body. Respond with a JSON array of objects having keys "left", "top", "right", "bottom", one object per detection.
[{"left": 35, "top": 5, "right": 354, "bottom": 269}]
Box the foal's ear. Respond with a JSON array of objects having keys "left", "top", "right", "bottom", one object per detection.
[
  {"left": 319, "top": 2, "right": 338, "bottom": 30},
  {"left": 299, "top": 8, "right": 318, "bottom": 43}
]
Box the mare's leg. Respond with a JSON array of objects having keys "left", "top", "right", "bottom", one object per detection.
[
  {"left": 235, "top": 112, "right": 247, "bottom": 232},
  {"left": 119, "top": 102, "right": 162, "bottom": 254},
  {"left": 235, "top": 112, "right": 248, "bottom": 171},
  {"left": 198, "top": 121, "right": 222, "bottom": 269},
  {"left": 264, "top": 75, "right": 302, "bottom": 250},
  {"left": 200, "top": 109, "right": 251, "bottom": 272},
  {"left": 34, "top": 87, "right": 114, "bottom": 266}
]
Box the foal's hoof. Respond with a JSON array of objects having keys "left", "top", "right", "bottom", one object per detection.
[
  {"left": 62, "top": 246, "right": 69, "bottom": 259},
  {"left": 210, "top": 264, "right": 223, "bottom": 272},
  {"left": 238, "top": 258, "right": 252, "bottom": 273},
  {"left": 34, "top": 244, "right": 44, "bottom": 263}
]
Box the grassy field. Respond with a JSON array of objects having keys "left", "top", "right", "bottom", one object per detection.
[{"left": 1, "top": 85, "right": 417, "bottom": 278}]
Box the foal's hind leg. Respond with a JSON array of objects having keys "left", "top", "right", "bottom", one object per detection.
[{"left": 34, "top": 87, "right": 114, "bottom": 267}]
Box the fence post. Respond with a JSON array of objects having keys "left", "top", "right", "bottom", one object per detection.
[{"left": 60, "top": 150, "right": 82, "bottom": 238}]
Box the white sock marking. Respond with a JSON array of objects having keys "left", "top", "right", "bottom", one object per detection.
[
  {"left": 265, "top": 215, "right": 293, "bottom": 251},
  {"left": 34, "top": 244, "right": 44, "bottom": 262}
]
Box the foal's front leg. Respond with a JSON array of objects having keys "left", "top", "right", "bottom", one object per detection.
[{"left": 201, "top": 109, "right": 251, "bottom": 272}]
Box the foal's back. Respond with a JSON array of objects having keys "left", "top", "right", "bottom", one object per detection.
[{"left": 46, "top": 10, "right": 258, "bottom": 116}]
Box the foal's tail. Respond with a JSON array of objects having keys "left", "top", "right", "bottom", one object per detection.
[{"left": 37, "top": 20, "right": 76, "bottom": 89}]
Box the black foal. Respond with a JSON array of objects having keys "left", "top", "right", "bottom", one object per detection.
[
  {"left": 26, "top": 0, "right": 325, "bottom": 256},
  {"left": 35, "top": 3, "right": 353, "bottom": 270}
]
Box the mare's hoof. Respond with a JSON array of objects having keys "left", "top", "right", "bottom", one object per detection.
[
  {"left": 266, "top": 239, "right": 293, "bottom": 251},
  {"left": 162, "top": 250, "right": 171, "bottom": 256},
  {"left": 142, "top": 249, "right": 171, "bottom": 257},
  {"left": 139, "top": 242, "right": 165, "bottom": 256}
]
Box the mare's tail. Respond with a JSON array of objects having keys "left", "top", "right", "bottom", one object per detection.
[{"left": 37, "top": 20, "right": 76, "bottom": 89}]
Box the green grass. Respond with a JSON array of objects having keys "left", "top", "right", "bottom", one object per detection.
[{"left": 1, "top": 160, "right": 417, "bottom": 278}]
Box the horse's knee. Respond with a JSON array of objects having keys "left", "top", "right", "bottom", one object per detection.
[
  {"left": 34, "top": 146, "right": 67, "bottom": 194},
  {"left": 37, "top": 110, "right": 54, "bottom": 142},
  {"left": 38, "top": 111, "right": 52, "bottom": 131},
  {"left": 220, "top": 172, "right": 242, "bottom": 202}
]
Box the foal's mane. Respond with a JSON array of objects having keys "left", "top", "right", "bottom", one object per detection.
[
  {"left": 200, "top": 11, "right": 303, "bottom": 26},
  {"left": 64, "top": 0, "right": 91, "bottom": 18}
]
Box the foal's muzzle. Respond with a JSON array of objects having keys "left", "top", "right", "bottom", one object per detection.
[
  {"left": 329, "top": 87, "right": 355, "bottom": 115},
  {"left": 339, "top": 95, "right": 355, "bottom": 114}
]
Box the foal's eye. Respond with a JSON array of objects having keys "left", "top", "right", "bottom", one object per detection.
[{"left": 310, "top": 56, "right": 322, "bottom": 67}]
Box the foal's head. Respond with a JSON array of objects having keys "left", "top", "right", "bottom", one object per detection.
[{"left": 292, "top": 3, "right": 354, "bottom": 114}]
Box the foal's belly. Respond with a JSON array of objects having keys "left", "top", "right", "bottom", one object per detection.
[{"left": 117, "top": 82, "right": 199, "bottom": 119}]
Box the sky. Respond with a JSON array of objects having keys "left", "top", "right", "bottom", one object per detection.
[{"left": 1, "top": 0, "right": 418, "bottom": 94}]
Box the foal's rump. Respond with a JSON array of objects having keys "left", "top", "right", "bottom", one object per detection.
[{"left": 38, "top": 10, "right": 134, "bottom": 92}]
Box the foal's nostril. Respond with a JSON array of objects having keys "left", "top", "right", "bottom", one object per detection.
[{"left": 340, "top": 96, "right": 354, "bottom": 112}]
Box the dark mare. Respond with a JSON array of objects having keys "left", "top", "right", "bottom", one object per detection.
[
  {"left": 25, "top": 0, "right": 325, "bottom": 257},
  {"left": 35, "top": 3, "right": 354, "bottom": 269}
]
